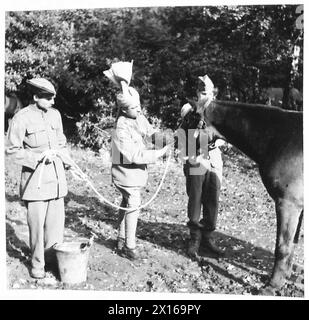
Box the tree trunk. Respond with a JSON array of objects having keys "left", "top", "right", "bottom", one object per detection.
[{"left": 282, "top": 45, "right": 300, "bottom": 110}]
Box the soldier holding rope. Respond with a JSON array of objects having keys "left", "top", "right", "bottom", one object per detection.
[
  {"left": 104, "top": 62, "right": 170, "bottom": 261},
  {"left": 5, "top": 78, "right": 82, "bottom": 279}
]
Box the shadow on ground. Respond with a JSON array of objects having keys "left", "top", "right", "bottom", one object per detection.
[
  {"left": 6, "top": 222, "right": 31, "bottom": 269},
  {"left": 6, "top": 190, "right": 302, "bottom": 295},
  {"left": 62, "top": 191, "right": 276, "bottom": 289}
]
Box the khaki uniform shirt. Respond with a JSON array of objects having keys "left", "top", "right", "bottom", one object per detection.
[
  {"left": 6, "top": 104, "right": 69, "bottom": 201},
  {"left": 111, "top": 114, "right": 158, "bottom": 187}
]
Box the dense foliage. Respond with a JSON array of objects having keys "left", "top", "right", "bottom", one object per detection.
[{"left": 5, "top": 5, "right": 303, "bottom": 150}]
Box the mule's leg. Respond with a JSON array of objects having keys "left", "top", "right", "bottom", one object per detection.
[
  {"left": 269, "top": 198, "right": 302, "bottom": 289},
  {"left": 284, "top": 209, "right": 304, "bottom": 278}
]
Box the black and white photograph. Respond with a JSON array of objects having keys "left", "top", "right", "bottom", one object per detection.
[{"left": 1, "top": 0, "right": 306, "bottom": 300}]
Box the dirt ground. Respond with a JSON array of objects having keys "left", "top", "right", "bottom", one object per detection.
[{"left": 5, "top": 145, "right": 304, "bottom": 297}]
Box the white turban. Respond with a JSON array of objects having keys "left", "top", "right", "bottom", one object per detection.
[
  {"left": 104, "top": 60, "right": 140, "bottom": 109},
  {"left": 196, "top": 74, "right": 215, "bottom": 114},
  {"left": 103, "top": 61, "right": 133, "bottom": 88},
  {"left": 198, "top": 74, "right": 214, "bottom": 92}
]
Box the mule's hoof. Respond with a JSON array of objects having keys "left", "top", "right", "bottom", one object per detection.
[{"left": 259, "top": 285, "right": 278, "bottom": 296}]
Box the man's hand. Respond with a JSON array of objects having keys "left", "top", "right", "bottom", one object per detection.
[
  {"left": 38, "top": 150, "right": 58, "bottom": 164},
  {"left": 156, "top": 144, "right": 171, "bottom": 159}
]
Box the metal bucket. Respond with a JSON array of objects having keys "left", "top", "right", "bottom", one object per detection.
[{"left": 53, "top": 238, "right": 92, "bottom": 284}]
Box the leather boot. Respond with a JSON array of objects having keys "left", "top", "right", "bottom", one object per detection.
[
  {"left": 201, "top": 231, "right": 225, "bottom": 257},
  {"left": 187, "top": 228, "right": 202, "bottom": 258},
  {"left": 120, "top": 246, "right": 138, "bottom": 261},
  {"left": 117, "top": 238, "right": 125, "bottom": 252}
]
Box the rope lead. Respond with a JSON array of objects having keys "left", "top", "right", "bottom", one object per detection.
[{"left": 36, "top": 149, "right": 173, "bottom": 212}]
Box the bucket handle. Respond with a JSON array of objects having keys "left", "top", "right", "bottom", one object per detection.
[{"left": 52, "top": 243, "right": 59, "bottom": 250}]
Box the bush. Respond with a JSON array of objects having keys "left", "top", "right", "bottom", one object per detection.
[{"left": 76, "top": 110, "right": 115, "bottom": 153}]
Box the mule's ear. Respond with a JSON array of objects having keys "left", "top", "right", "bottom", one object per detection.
[{"left": 186, "top": 98, "right": 198, "bottom": 110}]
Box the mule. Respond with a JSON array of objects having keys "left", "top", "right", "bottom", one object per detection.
[
  {"left": 262, "top": 87, "right": 303, "bottom": 110},
  {"left": 202, "top": 100, "right": 303, "bottom": 294},
  {"left": 187, "top": 96, "right": 303, "bottom": 294}
]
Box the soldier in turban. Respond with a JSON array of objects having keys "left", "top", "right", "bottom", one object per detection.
[{"left": 105, "top": 62, "right": 170, "bottom": 260}]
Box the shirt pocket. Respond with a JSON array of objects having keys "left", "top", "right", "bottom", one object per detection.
[{"left": 26, "top": 123, "right": 48, "bottom": 147}]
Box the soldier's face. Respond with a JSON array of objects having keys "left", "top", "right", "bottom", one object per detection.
[
  {"left": 34, "top": 94, "right": 55, "bottom": 110},
  {"left": 123, "top": 104, "right": 141, "bottom": 119}
]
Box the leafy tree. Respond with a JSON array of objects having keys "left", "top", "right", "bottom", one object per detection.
[{"left": 5, "top": 5, "right": 303, "bottom": 150}]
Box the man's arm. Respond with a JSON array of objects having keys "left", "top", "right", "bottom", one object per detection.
[{"left": 6, "top": 115, "right": 41, "bottom": 170}]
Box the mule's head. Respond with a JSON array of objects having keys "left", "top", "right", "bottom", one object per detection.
[{"left": 181, "top": 75, "right": 216, "bottom": 125}]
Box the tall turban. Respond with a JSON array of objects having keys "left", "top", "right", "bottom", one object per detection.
[
  {"left": 103, "top": 61, "right": 133, "bottom": 88},
  {"left": 104, "top": 60, "right": 140, "bottom": 109},
  {"left": 196, "top": 74, "right": 215, "bottom": 114}
]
